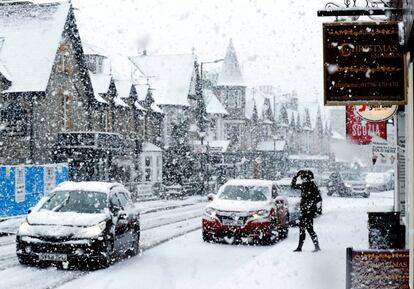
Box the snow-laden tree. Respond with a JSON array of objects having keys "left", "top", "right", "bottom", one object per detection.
[
  {"left": 250, "top": 100, "right": 260, "bottom": 149},
  {"left": 303, "top": 108, "right": 312, "bottom": 130},
  {"left": 315, "top": 106, "right": 324, "bottom": 137},
  {"left": 163, "top": 118, "right": 194, "bottom": 186},
  {"left": 278, "top": 104, "right": 289, "bottom": 127}
]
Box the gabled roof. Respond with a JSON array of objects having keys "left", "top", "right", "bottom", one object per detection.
[
  {"left": 204, "top": 89, "right": 227, "bottom": 115},
  {"left": 114, "top": 80, "right": 132, "bottom": 99},
  {"left": 89, "top": 72, "right": 111, "bottom": 104},
  {"left": 129, "top": 54, "right": 195, "bottom": 107},
  {"left": 0, "top": 1, "right": 70, "bottom": 93},
  {"left": 217, "top": 39, "right": 244, "bottom": 87}
]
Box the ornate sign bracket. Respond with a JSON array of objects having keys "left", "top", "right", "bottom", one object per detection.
[{"left": 317, "top": 0, "right": 402, "bottom": 19}]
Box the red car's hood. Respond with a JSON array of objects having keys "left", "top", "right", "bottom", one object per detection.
[{"left": 208, "top": 199, "right": 272, "bottom": 212}]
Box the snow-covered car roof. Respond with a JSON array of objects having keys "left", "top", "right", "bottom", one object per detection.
[
  {"left": 51, "top": 181, "right": 124, "bottom": 194},
  {"left": 274, "top": 177, "right": 292, "bottom": 186},
  {"left": 223, "top": 179, "right": 274, "bottom": 187}
]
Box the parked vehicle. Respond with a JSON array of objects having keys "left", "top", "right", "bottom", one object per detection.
[
  {"left": 16, "top": 182, "right": 140, "bottom": 269},
  {"left": 202, "top": 179, "right": 289, "bottom": 245},
  {"left": 365, "top": 172, "right": 394, "bottom": 192},
  {"left": 327, "top": 171, "right": 369, "bottom": 198}
]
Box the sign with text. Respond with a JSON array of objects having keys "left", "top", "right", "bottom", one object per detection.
[
  {"left": 346, "top": 248, "right": 409, "bottom": 289},
  {"left": 323, "top": 22, "right": 406, "bottom": 105},
  {"left": 355, "top": 104, "right": 398, "bottom": 122},
  {"left": 372, "top": 144, "right": 397, "bottom": 167},
  {"left": 346, "top": 106, "right": 387, "bottom": 145}
]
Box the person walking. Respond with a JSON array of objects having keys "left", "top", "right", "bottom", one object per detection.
[{"left": 291, "top": 170, "right": 322, "bottom": 252}]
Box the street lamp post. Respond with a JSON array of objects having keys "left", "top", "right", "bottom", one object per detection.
[{"left": 198, "top": 58, "right": 224, "bottom": 194}]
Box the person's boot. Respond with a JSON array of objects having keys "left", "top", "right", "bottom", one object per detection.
[
  {"left": 293, "top": 247, "right": 302, "bottom": 252},
  {"left": 312, "top": 243, "right": 321, "bottom": 252}
]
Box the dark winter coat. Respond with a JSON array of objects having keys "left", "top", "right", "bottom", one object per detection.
[{"left": 291, "top": 177, "right": 322, "bottom": 218}]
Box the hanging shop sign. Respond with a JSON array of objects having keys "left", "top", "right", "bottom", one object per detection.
[
  {"left": 323, "top": 22, "right": 406, "bottom": 106},
  {"left": 346, "top": 248, "right": 409, "bottom": 289},
  {"left": 346, "top": 106, "right": 387, "bottom": 145},
  {"left": 354, "top": 104, "right": 398, "bottom": 121}
]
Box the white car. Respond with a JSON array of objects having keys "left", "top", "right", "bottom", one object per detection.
[
  {"left": 365, "top": 172, "right": 394, "bottom": 192},
  {"left": 202, "top": 179, "right": 289, "bottom": 245}
]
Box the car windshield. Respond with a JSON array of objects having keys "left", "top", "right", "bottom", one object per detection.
[
  {"left": 218, "top": 185, "right": 269, "bottom": 201},
  {"left": 40, "top": 190, "right": 108, "bottom": 214},
  {"left": 341, "top": 172, "right": 362, "bottom": 181}
]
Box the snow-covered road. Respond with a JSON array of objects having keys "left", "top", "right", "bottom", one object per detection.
[
  {"left": 0, "top": 198, "right": 206, "bottom": 289},
  {"left": 53, "top": 191, "right": 393, "bottom": 289}
]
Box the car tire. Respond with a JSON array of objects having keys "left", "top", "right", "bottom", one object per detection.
[
  {"left": 17, "top": 255, "right": 31, "bottom": 266},
  {"left": 202, "top": 231, "right": 214, "bottom": 242},
  {"left": 129, "top": 228, "right": 140, "bottom": 257},
  {"left": 101, "top": 238, "right": 114, "bottom": 268}
]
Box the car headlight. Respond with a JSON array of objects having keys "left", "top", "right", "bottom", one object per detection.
[
  {"left": 344, "top": 184, "right": 351, "bottom": 188},
  {"left": 204, "top": 207, "right": 217, "bottom": 218},
  {"left": 251, "top": 209, "right": 270, "bottom": 220},
  {"left": 18, "top": 219, "right": 31, "bottom": 236},
  {"left": 77, "top": 222, "right": 106, "bottom": 239}
]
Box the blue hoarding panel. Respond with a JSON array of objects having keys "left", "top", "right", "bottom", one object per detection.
[{"left": 0, "top": 163, "right": 69, "bottom": 218}]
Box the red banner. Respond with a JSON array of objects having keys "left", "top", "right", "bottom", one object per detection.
[{"left": 346, "top": 106, "right": 387, "bottom": 145}]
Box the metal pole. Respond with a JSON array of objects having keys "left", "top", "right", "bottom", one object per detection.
[
  {"left": 394, "top": 113, "right": 400, "bottom": 212},
  {"left": 407, "top": 59, "right": 414, "bottom": 288}
]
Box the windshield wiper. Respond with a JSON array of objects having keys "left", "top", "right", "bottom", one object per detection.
[{"left": 51, "top": 195, "right": 71, "bottom": 212}]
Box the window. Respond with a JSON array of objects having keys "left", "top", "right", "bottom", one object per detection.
[
  {"left": 271, "top": 185, "right": 278, "bottom": 199},
  {"left": 117, "top": 192, "right": 129, "bottom": 209},
  {"left": 62, "top": 93, "right": 74, "bottom": 130},
  {"left": 0, "top": 103, "right": 28, "bottom": 135},
  {"left": 145, "top": 168, "right": 152, "bottom": 182},
  {"left": 145, "top": 156, "right": 152, "bottom": 182},
  {"left": 225, "top": 123, "right": 240, "bottom": 141}
]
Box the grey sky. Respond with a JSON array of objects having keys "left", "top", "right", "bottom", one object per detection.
[{"left": 72, "top": 0, "right": 331, "bottom": 103}]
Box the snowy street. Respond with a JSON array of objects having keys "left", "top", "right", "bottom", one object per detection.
[
  {"left": 0, "top": 191, "right": 392, "bottom": 289},
  {"left": 0, "top": 197, "right": 205, "bottom": 289}
]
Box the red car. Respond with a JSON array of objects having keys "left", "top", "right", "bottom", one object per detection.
[{"left": 202, "top": 179, "right": 289, "bottom": 245}]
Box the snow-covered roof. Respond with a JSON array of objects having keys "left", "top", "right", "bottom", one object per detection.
[
  {"left": 224, "top": 179, "right": 274, "bottom": 187},
  {"left": 52, "top": 181, "right": 120, "bottom": 194},
  {"left": 111, "top": 54, "right": 135, "bottom": 80},
  {"left": 114, "top": 80, "right": 132, "bottom": 99},
  {"left": 0, "top": 1, "right": 70, "bottom": 93},
  {"left": 82, "top": 41, "right": 108, "bottom": 57},
  {"left": 129, "top": 54, "right": 195, "bottom": 106},
  {"left": 288, "top": 154, "right": 330, "bottom": 161},
  {"left": 0, "top": 60, "right": 12, "bottom": 81},
  {"left": 257, "top": 140, "right": 286, "bottom": 152},
  {"left": 208, "top": 140, "right": 230, "bottom": 153},
  {"left": 217, "top": 39, "right": 244, "bottom": 87},
  {"left": 114, "top": 97, "right": 128, "bottom": 108},
  {"left": 134, "top": 84, "right": 149, "bottom": 101},
  {"left": 89, "top": 72, "right": 111, "bottom": 104},
  {"left": 134, "top": 100, "right": 146, "bottom": 111},
  {"left": 142, "top": 142, "right": 162, "bottom": 152},
  {"left": 151, "top": 103, "right": 164, "bottom": 114},
  {"left": 204, "top": 89, "right": 227, "bottom": 115}
]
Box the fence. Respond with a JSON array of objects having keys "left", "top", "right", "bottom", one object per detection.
[{"left": 0, "top": 163, "right": 69, "bottom": 218}]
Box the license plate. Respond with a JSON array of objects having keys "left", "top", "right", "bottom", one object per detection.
[
  {"left": 38, "top": 253, "right": 67, "bottom": 262},
  {"left": 222, "top": 219, "right": 244, "bottom": 227}
]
